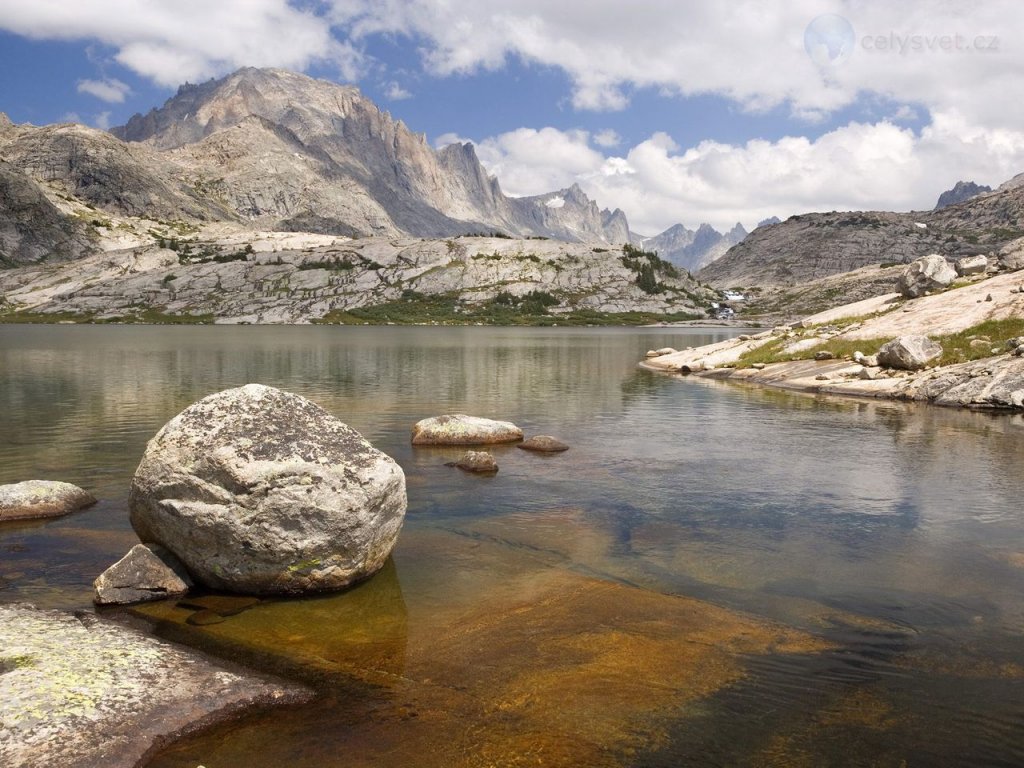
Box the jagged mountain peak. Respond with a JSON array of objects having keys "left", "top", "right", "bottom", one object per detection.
[{"left": 934, "top": 180, "right": 992, "bottom": 210}]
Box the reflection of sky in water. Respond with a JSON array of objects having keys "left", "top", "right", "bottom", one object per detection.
[{"left": 4, "top": 325, "right": 1024, "bottom": 765}]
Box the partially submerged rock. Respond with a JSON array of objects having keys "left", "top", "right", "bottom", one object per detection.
[
  {"left": 897, "top": 254, "right": 957, "bottom": 298},
  {"left": 411, "top": 414, "right": 523, "bottom": 445},
  {"left": 518, "top": 435, "right": 570, "bottom": 453},
  {"left": 0, "top": 603, "right": 307, "bottom": 768},
  {"left": 129, "top": 384, "right": 407, "bottom": 595},
  {"left": 447, "top": 451, "right": 499, "bottom": 473},
  {"left": 93, "top": 544, "right": 191, "bottom": 605},
  {"left": 0, "top": 480, "right": 96, "bottom": 522},
  {"left": 877, "top": 335, "right": 943, "bottom": 370}
]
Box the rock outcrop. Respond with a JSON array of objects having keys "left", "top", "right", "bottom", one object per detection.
[
  {"left": 934, "top": 180, "right": 992, "bottom": 210},
  {"left": 93, "top": 543, "right": 191, "bottom": 605},
  {"left": 0, "top": 603, "right": 306, "bottom": 768},
  {"left": 897, "top": 254, "right": 958, "bottom": 298},
  {"left": 129, "top": 384, "right": 406, "bottom": 595},
  {"left": 411, "top": 414, "right": 524, "bottom": 445},
  {"left": 0, "top": 480, "right": 96, "bottom": 521},
  {"left": 876, "top": 335, "right": 943, "bottom": 370}
]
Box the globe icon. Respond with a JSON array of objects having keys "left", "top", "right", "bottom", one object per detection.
[{"left": 804, "top": 14, "right": 855, "bottom": 66}]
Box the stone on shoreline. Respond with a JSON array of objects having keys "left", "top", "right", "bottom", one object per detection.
[
  {"left": 0, "top": 480, "right": 96, "bottom": 522},
  {"left": 518, "top": 435, "right": 570, "bottom": 453},
  {"left": 93, "top": 543, "right": 192, "bottom": 606},
  {"left": 877, "top": 335, "right": 943, "bottom": 370},
  {"left": 129, "top": 384, "right": 407, "bottom": 596},
  {"left": 411, "top": 414, "right": 523, "bottom": 445},
  {"left": 0, "top": 603, "right": 308, "bottom": 768}
]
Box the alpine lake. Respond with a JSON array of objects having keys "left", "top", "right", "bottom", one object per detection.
[{"left": 2, "top": 323, "right": 1024, "bottom": 767}]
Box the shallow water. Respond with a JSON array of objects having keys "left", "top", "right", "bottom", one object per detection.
[{"left": 2, "top": 325, "right": 1024, "bottom": 766}]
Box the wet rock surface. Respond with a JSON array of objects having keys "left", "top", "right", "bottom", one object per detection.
[
  {"left": 0, "top": 480, "right": 96, "bottom": 522},
  {"left": 129, "top": 384, "right": 407, "bottom": 595},
  {"left": 447, "top": 450, "right": 499, "bottom": 473},
  {"left": 411, "top": 414, "right": 524, "bottom": 445},
  {"left": 518, "top": 435, "right": 571, "bottom": 453},
  {"left": 0, "top": 603, "right": 307, "bottom": 768}
]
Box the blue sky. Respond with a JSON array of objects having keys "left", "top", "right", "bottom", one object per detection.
[{"left": 0, "top": 2, "right": 1021, "bottom": 234}]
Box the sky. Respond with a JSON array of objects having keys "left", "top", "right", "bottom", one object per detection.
[{"left": 0, "top": 1, "right": 1022, "bottom": 235}]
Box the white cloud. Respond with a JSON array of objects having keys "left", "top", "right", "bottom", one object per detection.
[
  {"left": 93, "top": 111, "right": 112, "bottom": 130},
  {"left": 330, "top": 1, "right": 1021, "bottom": 128},
  {"left": 383, "top": 81, "right": 412, "bottom": 100},
  {"left": 592, "top": 129, "right": 620, "bottom": 148},
  {"left": 467, "top": 115, "right": 1024, "bottom": 235},
  {"left": 76, "top": 77, "right": 131, "bottom": 103},
  {"left": 0, "top": 0, "right": 362, "bottom": 87}
]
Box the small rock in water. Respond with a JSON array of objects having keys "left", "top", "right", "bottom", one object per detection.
[
  {"left": 447, "top": 451, "right": 499, "bottom": 473},
  {"left": 518, "top": 436, "right": 570, "bottom": 453},
  {"left": 187, "top": 609, "right": 227, "bottom": 626},
  {"left": 412, "top": 414, "right": 523, "bottom": 445},
  {"left": 0, "top": 480, "right": 96, "bottom": 522},
  {"left": 93, "top": 544, "right": 192, "bottom": 606}
]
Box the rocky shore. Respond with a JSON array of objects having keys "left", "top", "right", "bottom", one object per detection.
[{"left": 642, "top": 255, "right": 1024, "bottom": 411}]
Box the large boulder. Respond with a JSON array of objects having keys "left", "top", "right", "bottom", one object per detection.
[
  {"left": 129, "top": 384, "right": 406, "bottom": 595},
  {"left": 93, "top": 544, "right": 191, "bottom": 605},
  {"left": 955, "top": 254, "right": 989, "bottom": 276},
  {"left": 877, "top": 335, "right": 943, "bottom": 370},
  {"left": 411, "top": 414, "right": 523, "bottom": 445},
  {"left": 0, "top": 480, "right": 96, "bottom": 522},
  {"left": 999, "top": 237, "right": 1024, "bottom": 272},
  {"left": 897, "top": 254, "right": 957, "bottom": 298}
]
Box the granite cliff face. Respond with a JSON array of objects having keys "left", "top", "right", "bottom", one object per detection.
[
  {"left": 0, "top": 68, "right": 632, "bottom": 271},
  {"left": 108, "top": 67, "right": 630, "bottom": 243}
]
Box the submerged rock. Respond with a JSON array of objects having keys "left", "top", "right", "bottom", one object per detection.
[
  {"left": 518, "top": 435, "right": 570, "bottom": 453},
  {"left": 411, "top": 414, "right": 523, "bottom": 445},
  {"left": 897, "top": 254, "right": 957, "bottom": 298},
  {"left": 0, "top": 480, "right": 96, "bottom": 522},
  {"left": 93, "top": 543, "right": 191, "bottom": 605},
  {"left": 129, "top": 384, "right": 406, "bottom": 595},
  {"left": 447, "top": 451, "right": 499, "bottom": 473},
  {"left": 877, "top": 335, "right": 943, "bottom": 370}
]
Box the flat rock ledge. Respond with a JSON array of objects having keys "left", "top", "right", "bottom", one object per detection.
[
  {"left": 0, "top": 481, "right": 96, "bottom": 522},
  {"left": 0, "top": 603, "right": 309, "bottom": 768},
  {"left": 411, "top": 414, "right": 523, "bottom": 445}
]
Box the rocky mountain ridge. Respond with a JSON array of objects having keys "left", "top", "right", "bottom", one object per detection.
[
  {"left": 0, "top": 68, "right": 636, "bottom": 270},
  {"left": 641, "top": 221, "right": 749, "bottom": 273},
  {"left": 934, "top": 180, "right": 992, "bottom": 210},
  {"left": 699, "top": 180, "right": 1024, "bottom": 288}
]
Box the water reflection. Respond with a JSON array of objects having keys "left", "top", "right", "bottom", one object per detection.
[{"left": 3, "top": 325, "right": 1024, "bottom": 766}]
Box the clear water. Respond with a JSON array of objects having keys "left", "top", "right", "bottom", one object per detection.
[{"left": 2, "top": 324, "right": 1024, "bottom": 767}]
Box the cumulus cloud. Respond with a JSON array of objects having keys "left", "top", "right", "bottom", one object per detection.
[
  {"left": 0, "top": 0, "right": 362, "bottom": 86},
  {"left": 466, "top": 115, "right": 1024, "bottom": 234},
  {"left": 592, "top": 129, "right": 621, "bottom": 148},
  {"left": 76, "top": 77, "right": 131, "bottom": 103},
  {"left": 383, "top": 81, "right": 412, "bottom": 100},
  {"left": 330, "top": 1, "right": 1019, "bottom": 127}
]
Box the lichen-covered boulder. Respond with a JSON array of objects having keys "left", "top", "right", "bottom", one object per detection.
[
  {"left": 897, "top": 254, "right": 957, "bottom": 298},
  {"left": 93, "top": 544, "right": 191, "bottom": 605},
  {"left": 129, "top": 384, "right": 406, "bottom": 595},
  {"left": 411, "top": 414, "right": 523, "bottom": 445},
  {"left": 877, "top": 335, "right": 943, "bottom": 370},
  {"left": 0, "top": 480, "right": 96, "bottom": 522}
]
